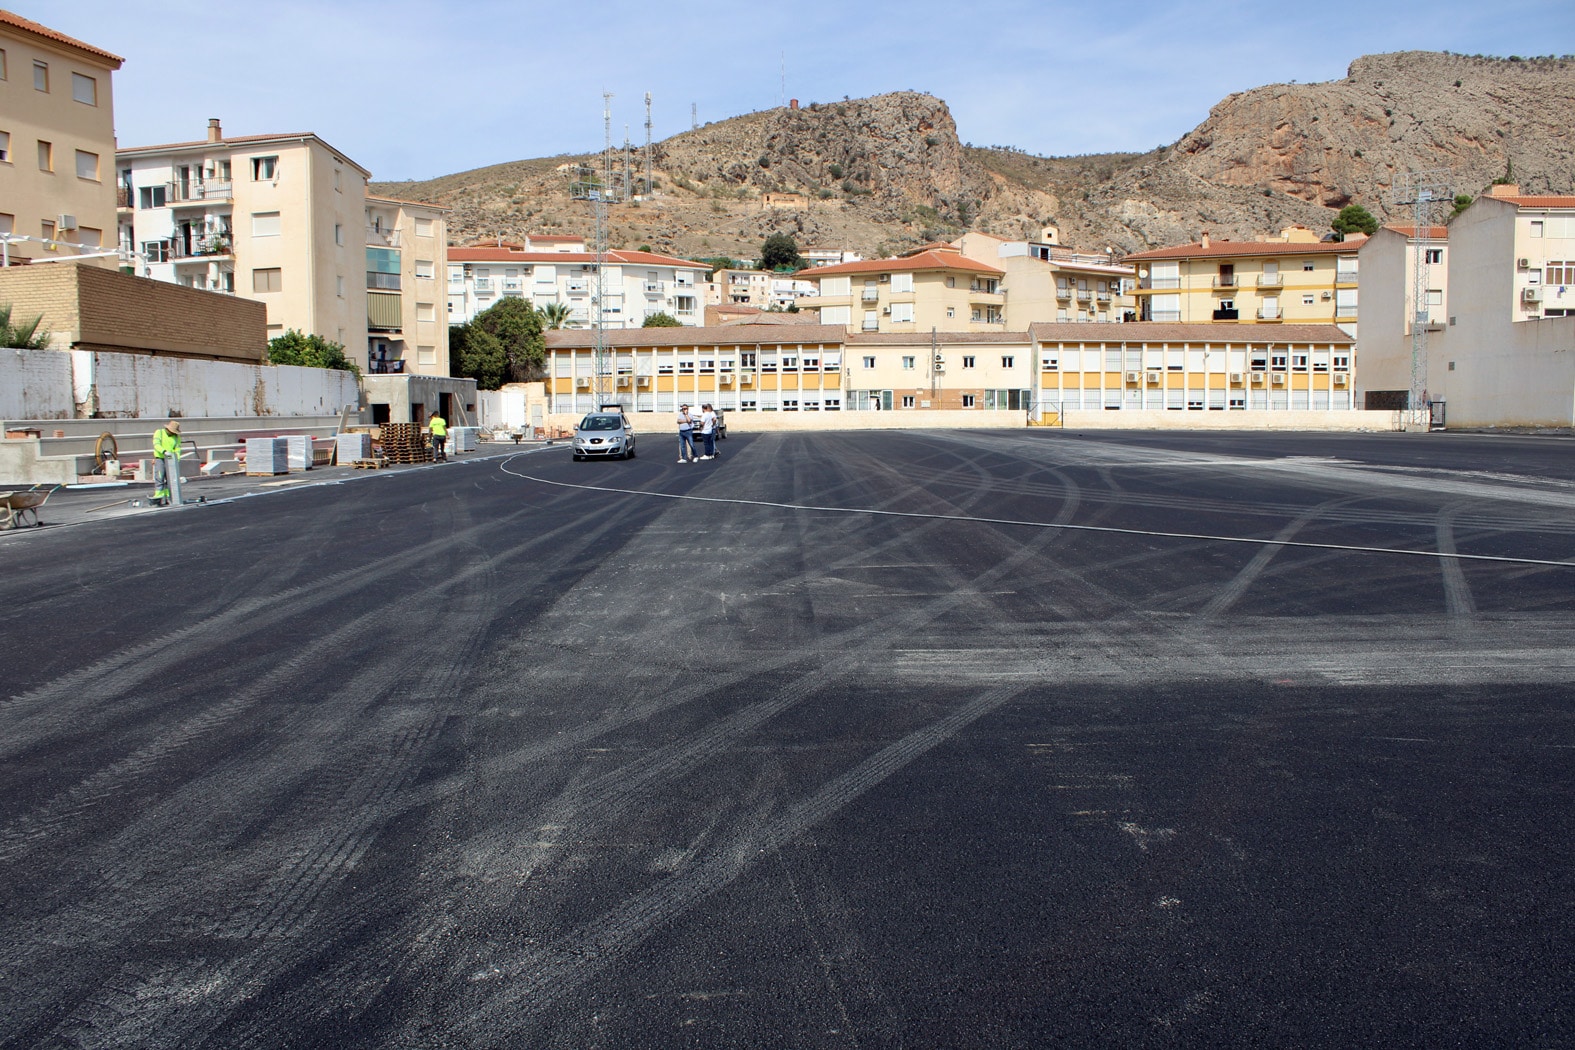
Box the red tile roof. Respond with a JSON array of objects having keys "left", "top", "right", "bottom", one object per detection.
[
  {"left": 449, "top": 247, "right": 707, "bottom": 269},
  {"left": 1490, "top": 196, "right": 1575, "bottom": 208},
  {"left": 1027, "top": 322, "right": 1355, "bottom": 345},
  {"left": 1381, "top": 224, "right": 1447, "bottom": 239},
  {"left": 365, "top": 194, "right": 448, "bottom": 211},
  {"left": 1124, "top": 239, "right": 1361, "bottom": 262},
  {"left": 546, "top": 325, "right": 846, "bottom": 349},
  {"left": 804, "top": 246, "right": 1004, "bottom": 278},
  {"left": 0, "top": 9, "right": 123, "bottom": 65}
]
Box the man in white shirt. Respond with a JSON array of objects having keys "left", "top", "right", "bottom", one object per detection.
[
  {"left": 698, "top": 403, "right": 719, "bottom": 460},
  {"left": 676, "top": 404, "right": 696, "bottom": 463}
]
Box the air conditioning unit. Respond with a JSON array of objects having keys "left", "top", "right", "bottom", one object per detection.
[
  {"left": 1124, "top": 371, "right": 1141, "bottom": 383},
  {"left": 740, "top": 373, "right": 754, "bottom": 385},
  {"left": 636, "top": 375, "right": 651, "bottom": 386},
  {"left": 1145, "top": 371, "right": 1161, "bottom": 384},
  {"left": 1250, "top": 372, "right": 1266, "bottom": 384},
  {"left": 1229, "top": 372, "right": 1244, "bottom": 384},
  {"left": 1518, "top": 257, "right": 1531, "bottom": 268},
  {"left": 882, "top": 306, "right": 891, "bottom": 315},
  {"left": 575, "top": 376, "right": 591, "bottom": 388},
  {"left": 1271, "top": 373, "right": 1286, "bottom": 385},
  {"left": 719, "top": 374, "right": 734, "bottom": 385},
  {"left": 1320, "top": 291, "right": 1332, "bottom": 300},
  {"left": 57, "top": 214, "right": 78, "bottom": 230},
  {"left": 1333, "top": 374, "right": 1348, "bottom": 386},
  {"left": 616, "top": 376, "right": 631, "bottom": 387},
  {"left": 1523, "top": 286, "right": 1543, "bottom": 302}
]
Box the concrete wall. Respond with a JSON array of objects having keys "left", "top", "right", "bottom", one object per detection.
[
  {"left": 0, "top": 264, "right": 267, "bottom": 361},
  {"left": 362, "top": 374, "right": 480, "bottom": 426},
  {"left": 1057, "top": 408, "right": 1403, "bottom": 431},
  {"left": 0, "top": 346, "right": 357, "bottom": 419}
]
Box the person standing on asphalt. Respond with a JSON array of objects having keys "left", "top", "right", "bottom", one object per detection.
[
  {"left": 676, "top": 403, "right": 696, "bottom": 463},
  {"left": 698, "top": 403, "right": 719, "bottom": 460},
  {"left": 429, "top": 412, "right": 448, "bottom": 462},
  {"left": 151, "top": 419, "right": 181, "bottom": 505}
]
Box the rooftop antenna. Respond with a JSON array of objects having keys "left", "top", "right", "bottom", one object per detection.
[
  {"left": 780, "top": 51, "right": 786, "bottom": 107},
  {"left": 692, "top": 102, "right": 698, "bottom": 130},
  {"left": 1390, "top": 169, "right": 1452, "bottom": 431}
]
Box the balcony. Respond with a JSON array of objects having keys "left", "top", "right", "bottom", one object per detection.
[
  {"left": 1138, "top": 276, "right": 1181, "bottom": 290},
  {"left": 1212, "top": 275, "right": 1238, "bottom": 289},
  {"left": 116, "top": 186, "right": 131, "bottom": 209},
  {"left": 367, "top": 271, "right": 402, "bottom": 291},
  {"left": 644, "top": 280, "right": 665, "bottom": 295},
  {"left": 171, "top": 234, "right": 233, "bottom": 260},
  {"left": 1055, "top": 285, "right": 1072, "bottom": 299},
  {"left": 367, "top": 291, "right": 403, "bottom": 332},
  {"left": 1150, "top": 310, "right": 1182, "bottom": 322},
  {"left": 1257, "top": 273, "right": 1284, "bottom": 288},
  {"left": 1256, "top": 307, "right": 1283, "bottom": 321},
  {"left": 473, "top": 278, "right": 494, "bottom": 293},
  {"left": 861, "top": 288, "right": 880, "bottom": 302},
  {"left": 1212, "top": 308, "right": 1240, "bottom": 321},
  {"left": 167, "top": 180, "right": 233, "bottom": 206},
  {"left": 1075, "top": 289, "right": 1092, "bottom": 303},
  {"left": 366, "top": 225, "right": 401, "bottom": 248},
  {"left": 1096, "top": 289, "right": 1112, "bottom": 302}
]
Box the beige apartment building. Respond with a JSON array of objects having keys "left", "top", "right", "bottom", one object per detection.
[
  {"left": 955, "top": 230, "right": 1135, "bottom": 325},
  {"left": 805, "top": 244, "right": 1008, "bottom": 333},
  {"left": 117, "top": 122, "right": 378, "bottom": 368},
  {"left": 1125, "top": 228, "right": 1363, "bottom": 337},
  {"left": 0, "top": 11, "right": 123, "bottom": 265},
  {"left": 365, "top": 195, "right": 450, "bottom": 376}
]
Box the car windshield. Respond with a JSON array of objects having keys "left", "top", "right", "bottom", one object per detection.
[{"left": 579, "top": 415, "right": 623, "bottom": 432}]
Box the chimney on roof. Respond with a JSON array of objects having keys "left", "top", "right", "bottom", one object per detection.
[
  {"left": 207, "top": 118, "right": 222, "bottom": 143},
  {"left": 1486, "top": 183, "right": 1520, "bottom": 198},
  {"left": 790, "top": 98, "right": 799, "bottom": 110},
  {"left": 1200, "top": 232, "right": 1210, "bottom": 249}
]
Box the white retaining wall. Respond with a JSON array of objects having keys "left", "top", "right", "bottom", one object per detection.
[{"left": 0, "top": 348, "right": 358, "bottom": 421}]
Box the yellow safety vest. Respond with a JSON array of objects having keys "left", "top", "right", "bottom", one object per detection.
[
  {"left": 430, "top": 416, "right": 448, "bottom": 437},
  {"left": 153, "top": 428, "right": 181, "bottom": 457}
]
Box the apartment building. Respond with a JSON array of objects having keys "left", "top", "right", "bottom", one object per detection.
[
  {"left": 0, "top": 11, "right": 123, "bottom": 265},
  {"left": 365, "top": 195, "right": 450, "bottom": 376},
  {"left": 845, "top": 331, "right": 1035, "bottom": 411},
  {"left": 1358, "top": 185, "right": 1575, "bottom": 426},
  {"left": 805, "top": 244, "right": 1008, "bottom": 333},
  {"left": 705, "top": 267, "right": 817, "bottom": 310},
  {"left": 1125, "top": 228, "right": 1363, "bottom": 337},
  {"left": 543, "top": 325, "right": 848, "bottom": 414},
  {"left": 955, "top": 231, "right": 1134, "bottom": 325},
  {"left": 447, "top": 246, "right": 709, "bottom": 327},
  {"left": 117, "top": 121, "right": 376, "bottom": 365}
]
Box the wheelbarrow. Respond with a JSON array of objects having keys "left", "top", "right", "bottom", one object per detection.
[{"left": 0, "top": 485, "right": 59, "bottom": 529}]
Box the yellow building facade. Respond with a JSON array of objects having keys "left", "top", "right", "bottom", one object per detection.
[
  {"left": 0, "top": 11, "right": 122, "bottom": 265},
  {"left": 1125, "top": 229, "right": 1363, "bottom": 337},
  {"left": 804, "top": 244, "right": 1008, "bottom": 334},
  {"left": 365, "top": 195, "right": 450, "bottom": 377}
]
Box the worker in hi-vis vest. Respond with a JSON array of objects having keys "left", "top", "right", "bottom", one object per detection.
[
  {"left": 429, "top": 413, "right": 448, "bottom": 462},
  {"left": 151, "top": 419, "right": 182, "bottom": 505}
]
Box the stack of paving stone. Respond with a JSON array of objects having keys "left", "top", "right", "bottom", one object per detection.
[
  {"left": 245, "top": 437, "right": 289, "bottom": 476},
  {"left": 284, "top": 434, "right": 314, "bottom": 471},
  {"left": 336, "top": 432, "right": 373, "bottom": 464},
  {"left": 378, "top": 423, "right": 432, "bottom": 464},
  {"left": 450, "top": 426, "right": 479, "bottom": 453}
]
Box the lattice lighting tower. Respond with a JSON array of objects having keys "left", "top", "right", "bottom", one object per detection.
[
  {"left": 569, "top": 94, "right": 622, "bottom": 407},
  {"left": 1390, "top": 170, "right": 1452, "bottom": 427}
]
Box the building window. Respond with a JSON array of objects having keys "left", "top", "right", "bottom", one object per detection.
[
  {"left": 1425, "top": 248, "right": 1442, "bottom": 265},
  {"left": 40, "top": 219, "right": 55, "bottom": 248},
  {"left": 142, "top": 240, "right": 170, "bottom": 263},
  {"left": 1001, "top": 355, "right": 1014, "bottom": 368},
  {"left": 75, "top": 150, "right": 99, "bottom": 181},
  {"left": 962, "top": 394, "right": 976, "bottom": 408},
  {"left": 251, "top": 211, "right": 281, "bottom": 236},
  {"left": 1530, "top": 221, "right": 1543, "bottom": 238},
  {"left": 337, "top": 275, "right": 345, "bottom": 298},
  {"left": 902, "top": 395, "right": 915, "bottom": 408},
  {"left": 1303, "top": 294, "right": 1315, "bottom": 305},
  {"left": 71, "top": 73, "right": 96, "bottom": 106},
  {"left": 334, "top": 168, "right": 342, "bottom": 191},
  {"left": 1547, "top": 261, "right": 1574, "bottom": 285},
  {"left": 415, "top": 260, "right": 435, "bottom": 279},
  {"left": 901, "top": 356, "right": 915, "bottom": 370},
  {"left": 251, "top": 155, "right": 279, "bottom": 180},
  {"left": 0, "top": 48, "right": 6, "bottom": 80},
  {"left": 415, "top": 217, "right": 434, "bottom": 237},
  {"left": 253, "top": 267, "right": 282, "bottom": 293},
  {"left": 416, "top": 302, "right": 435, "bottom": 322},
  {"left": 1303, "top": 261, "right": 1315, "bottom": 271},
  {"left": 0, "top": 130, "right": 8, "bottom": 163},
  {"left": 862, "top": 356, "right": 875, "bottom": 369},
  {"left": 33, "top": 60, "right": 47, "bottom": 92},
  {"left": 945, "top": 276, "right": 956, "bottom": 288},
  {"left": 0, "top": 213, "right": 13, "bottom": 235},
  {"left": 139, "top": 185, "right": 167, "bottom": 209},
  {"left": 946, "top": 307, "right": 956, "bottom": 318},
  {"left": 37, "top": 140, "right": 52, "bottom": 172},
  {"left": 962, "top": 355, "right": 975, "bottom": 368}
]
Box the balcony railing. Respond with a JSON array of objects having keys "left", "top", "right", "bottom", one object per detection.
[
  {"left": 1257, "top": 307, "right": 1283, "bottom": 320},
  {"left": 1151, "top": 310, "right": 1181, "bottom": 322},
  {"left": 1076, "top": 290, "right": 1092, "bottom": 303},
  {"left": 644, "top": 280, "right": 665, "bottom": 295},
  {"left": 1212, "top": 275, "right": 1238, "bottom": 289},
  {"left": 1139, "top": 277, "right": 1182, "bottom": 290},
  {"left": 1055, "top": 285, "right": 1072, "bottom": 299},
  {"left": 367, "top": 271, "right": 402, "bottom": 291},
  {"left": 167, "top": 180, "right": 233, "bottom": 204},
  {"left": 1257, "top": 273, "right": 1283, "bottom": 288},
  {"left": 170, "top": 235, "right": 233, "bottom": 259},
  {"left": 473, "top": 278, "right": 494, "bottom": 292},
  {"left": 861, "top": 289, "right": 880, "bottom": 301},
  {"left": 1212, "top": 308, "right": 1240, "bottom": 320},
  {"left": 116, "top": 186, "right": 131, "bottom": 208},
  {"left": 366, "top": 225, "right": 401, "bottom": 247}
]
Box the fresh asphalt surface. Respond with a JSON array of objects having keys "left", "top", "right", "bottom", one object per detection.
[{"left": 1, "top": 429, "right": 1572, "bottom": 1048}]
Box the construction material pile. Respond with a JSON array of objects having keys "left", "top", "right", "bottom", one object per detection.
[{"left": 378, "top": 423, "right": 433, "bottom": 464}]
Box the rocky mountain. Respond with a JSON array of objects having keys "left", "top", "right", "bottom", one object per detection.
[{"left": 373, "top": 52, "right": 1575, "bottom": 262}]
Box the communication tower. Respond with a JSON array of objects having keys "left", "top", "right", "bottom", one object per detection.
[
  {"left": 1390, "top": 170, "right": 1453, "bottom": 429},
  {"left": 568, "top": 93, "right": 622, "bottom": 408}
]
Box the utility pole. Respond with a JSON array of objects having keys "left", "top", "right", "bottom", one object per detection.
[
  {"left": 1390, "top": 170, "right": 1452, "bottom": 430},
  {"left": 644, "top": 92, "right": 653, "bottom": 199}
]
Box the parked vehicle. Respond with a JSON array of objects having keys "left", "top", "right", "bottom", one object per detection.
[
  {"left": 572, "top": 412, "right": 636, "bottom": 460},
  {"left": 713, "top": 409, "right": 727, "bottom": 440}
]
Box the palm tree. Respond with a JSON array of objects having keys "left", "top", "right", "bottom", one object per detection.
[
  {"left": 0, "top": 304, "right": 51, "bottom": 349},
  {"left": 537, "top": 301, "right": 573, "bottom": 330}
]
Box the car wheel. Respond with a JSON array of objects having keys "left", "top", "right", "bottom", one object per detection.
[{"left": 626, "top": 445, "right": 636, "bottom": 459}]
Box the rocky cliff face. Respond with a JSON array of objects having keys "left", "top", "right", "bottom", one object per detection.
[{"left": 374, "top": 52, "right": 1575, "bottom": 262}]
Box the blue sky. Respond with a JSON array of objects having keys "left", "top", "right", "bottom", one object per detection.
[{"left": 21, "top": 0, "right": 1575, "bottom": 182}]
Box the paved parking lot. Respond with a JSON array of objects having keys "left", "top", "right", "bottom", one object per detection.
[{"left": 1, "top": 428, "right": 1572, "bottom": 1048}]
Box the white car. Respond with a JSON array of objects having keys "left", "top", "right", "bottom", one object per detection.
[{"left": 572, "top": 412, "right": 636, "bottom": 460}]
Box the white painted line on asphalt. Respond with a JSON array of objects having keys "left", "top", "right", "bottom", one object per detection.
[{"left": 498, "top": 450, "right": 1575, "bottom": 571}]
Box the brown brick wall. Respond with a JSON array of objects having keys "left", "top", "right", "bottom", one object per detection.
[{"left": 0, "top": 265, "right": 267, "bottom": 362}]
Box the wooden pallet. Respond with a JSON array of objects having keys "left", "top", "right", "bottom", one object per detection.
[{"left": 351, "top": 458, "right": 390, "bottom": 469}]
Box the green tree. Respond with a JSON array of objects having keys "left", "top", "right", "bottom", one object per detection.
[
  {"left": 450, "top": 324, "right": 507, "bottom": 389},
  {"left": 537, "top": 302, "right": 573, "bottom": 330},
  {"left": 0, "top": 303, "right": 51, "bottom": 349},
  {"left": 1331, "top": 203, "right": 1380, "bottom": 239},
  {"left": 1451, "top": 193, "right": 1474, "bottom": 218},
  {"left": 471, "top": 296, "right": 544, "bottom": 383},
  {"left": 642, "top": 312, "right": 682, "bottom": 328},
  {"left": 266, "top": 329, "right": 360, "bottom": 377},
  {"left": 759, "top": 232, "right": 803, "bottom": 272}
]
